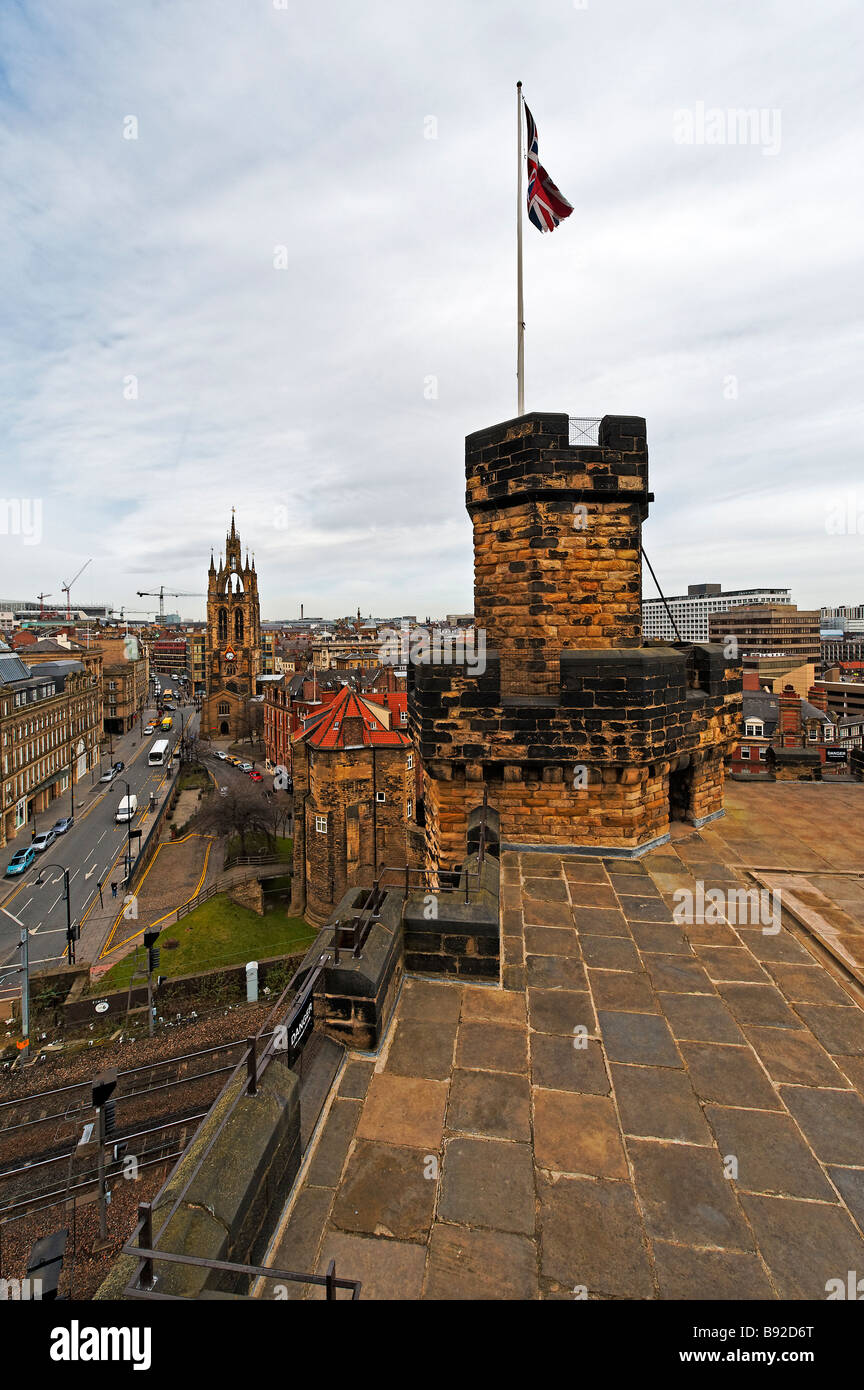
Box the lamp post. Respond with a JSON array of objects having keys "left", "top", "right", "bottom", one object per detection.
[
  {"left": 0, "top": 906, "right": 30, "bottom": 1057},
  {"left": 119, "top": 779, "right": 134, "bottom": 884},
  {"left": 35, "top": 862, "right": 77, "bottom": 965}
]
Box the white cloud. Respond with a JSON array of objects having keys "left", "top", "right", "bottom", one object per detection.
[{"left": 0, "top": 0, "right": 861, "bottom": 619}]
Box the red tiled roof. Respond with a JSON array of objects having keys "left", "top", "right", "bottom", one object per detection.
[{"left": 295, "top": 684, "right": 410, "bottom": 749}]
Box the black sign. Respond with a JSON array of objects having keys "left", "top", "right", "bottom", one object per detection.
[
  {"left": 287, "top": 992, "right": 314, "bottom": 1064},
  {"left": 825, "top": 747, "right": 848, "bottom": 762}
]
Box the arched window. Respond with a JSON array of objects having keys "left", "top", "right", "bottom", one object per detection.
[
  {"left": 234, "top": 608, "right": 244, "bottom": 643},
  {"left": 218, "top": 701, "right": 230, "bottom": 716},
  {"left": 217, "top": 608, "right": 228, "bottom": 642}
]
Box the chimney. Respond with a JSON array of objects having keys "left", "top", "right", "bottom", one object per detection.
[
  {"left": 807, "top": 683, "right": 828, "bottom": 713},
  {"left": 778, "top": 684, "right": 802, "bottom": 747}
]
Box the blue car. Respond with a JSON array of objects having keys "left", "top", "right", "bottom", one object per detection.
[{"left": 5, "top": 846, "right": 36, "bottom": 877}]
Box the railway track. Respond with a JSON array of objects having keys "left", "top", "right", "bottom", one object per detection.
[{"left": 0, "top": 1035, "right": 268, "bottom": 1220}]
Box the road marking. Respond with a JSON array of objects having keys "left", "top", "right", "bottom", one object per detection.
[
  {"left": 70, "top": 869, "right": 79, "bottom": 881},
  {"left": 49, "top": 895, "right": 61, "bottom": 911},
  {"left": 21, "top": 897, "right": 33, "bottom": 912},
  {"left": 97, "top": 830, "right": 106, "bottom": 843},
  {"left": 85, "top": 863, "right": 97, "bottom": 880}
]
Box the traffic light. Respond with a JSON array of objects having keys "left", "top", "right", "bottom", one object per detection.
[
  {"left": 143, "top": 929, "right": 160, "bottom": 973},
  {"left": 103, "top": 1099, "right": 117, "bottom": 1138}
]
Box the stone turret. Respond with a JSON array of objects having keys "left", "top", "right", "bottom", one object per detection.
[{"left": 409, "top": 413, "right": 742, "bottom": 866}]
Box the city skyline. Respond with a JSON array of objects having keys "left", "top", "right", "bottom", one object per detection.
[{"left": 2, "top": 0, "right": 862, "bottom": 615}]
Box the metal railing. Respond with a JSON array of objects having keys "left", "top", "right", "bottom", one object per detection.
[
  {"left": 120, "top": 957, "right": 357, "bottom": 1300},
  {"left": 223, "top": 851, "right": 286, "bottom": 870},
  {"left": 332, "top": 792, "right": 493, "bottom": 964},
  {"left": 568, "top": 416, "right": 602, "bottom": 446}
]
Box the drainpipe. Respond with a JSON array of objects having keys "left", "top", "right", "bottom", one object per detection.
[{"left": 290, "top": 790, "right": 307, "bottom": 916}]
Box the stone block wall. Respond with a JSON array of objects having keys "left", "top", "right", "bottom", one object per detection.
[
  {"left": 410, "top": 411, "right": 742, "bottom": 868},
  {"left": 291, "top": 740, "right": 412, "bottom": 927}
]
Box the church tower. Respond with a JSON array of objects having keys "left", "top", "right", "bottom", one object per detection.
[{"left": 201, "top": 511, "right": 262, "bottom": 741}]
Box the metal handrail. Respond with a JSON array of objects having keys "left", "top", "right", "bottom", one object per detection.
[
  {"left": 331, "top": 845, "right": 492, "bottom": 965},
  {"left": 121, "top": 957, "right": 330, "bottom": 1299}
]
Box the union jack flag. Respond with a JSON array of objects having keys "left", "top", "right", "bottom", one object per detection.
[{"left": 524, "top": 102, "right": 573, "bottom": 233}]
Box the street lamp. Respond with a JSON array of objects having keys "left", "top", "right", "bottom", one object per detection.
[
  {"left": 35, "top": 862, "right": 78, "bottom": 965},
  {"left": 119, "top": 780, "right": 134, "bottom": 884},
  {"left": 0, "top": 906, "right": 30, "bottom": 1057}
]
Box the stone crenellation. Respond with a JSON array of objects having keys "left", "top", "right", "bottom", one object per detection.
[{"left": 410, "top": 412, "right": 742, "bottom": 866}]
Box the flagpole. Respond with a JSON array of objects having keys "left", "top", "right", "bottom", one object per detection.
[{"left": 516, "top": 80, "right": 525, "bottom": 415}]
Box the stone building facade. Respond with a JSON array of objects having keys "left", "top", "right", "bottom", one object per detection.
[
  {"left": 0, "top": 651, "right": 101, "bottom": 847},
  {"left": 200, "top": 513, "right": 262, "bottom": 740},
  {"left": 410, "top": 412, "right": 742, "bottom": 867},
  {"left": 98, "top": 633, "right": 149, "bottom": 736},
  {"left": 290, "top": 686, "right": 415, "bottom": 926}
]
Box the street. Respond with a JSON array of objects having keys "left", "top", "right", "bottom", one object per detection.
[{"left": 0, "top": 700, "right": 198, "bottom": 980}]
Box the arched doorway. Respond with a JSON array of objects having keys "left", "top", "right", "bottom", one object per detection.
[{"left": 220, "top": 720, "right": 230, "bottom": 735}]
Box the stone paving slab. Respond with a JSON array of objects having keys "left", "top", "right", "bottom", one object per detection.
[{"left": 268, "top": 782, "right": 864, "bottom": 1300}]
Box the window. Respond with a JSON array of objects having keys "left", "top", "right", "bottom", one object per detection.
[
  {"left": 376, "top": 791, "right": 386, "bottom": 803},
  {"left": 758, "top": 747, "right": 767, "bottom": 760},
  {"left": 740, "top": 746, "right": 751, "bottom": 760},
  {"left": 406, "top": 753, "right": 413, "bottom": 770},
  {"left": 807, "top": 727, "right": 818, "bottom": 741},
  {"left": 744, "top": 721, "right": 763, "bottom": 738},
  {"left": 407, "top": 799, "right": 412, "bottom": 819},
  {"left": 315, "top": 815, "right": 327, "bottom": 833}
]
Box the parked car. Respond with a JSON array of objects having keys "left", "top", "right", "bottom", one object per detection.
[
  {"left": 249, "top": 771, "right": 263, "bottom": 782},
  {"left": 239, "top": 762, "right": 253, "bottom": 773},
  {"left": 5, "top": 847, "right": 35, "bottom": 877},
  {"left": 114, "top": 760, "right": 125, "bottom": 772},
  {"left": 143, "top": 723, "right": 156, "bottom": 735},
  {"left": 31, "top": 830, "right": 56, "bottom": 854},
  {"left": 52, "top": 816, "right": 74, "bottom": 835},
  {"left": 215, "top": 751, "right": 227, "bottom": 760},
  {"left": 99, "top": 767, "right": 117, "bottom": 783}
]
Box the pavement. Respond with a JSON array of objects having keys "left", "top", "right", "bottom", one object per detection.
[
  {"left": 268, "top": 780, "right": 864, "bottom": 1300},
  {"left": 0, "top": 702, "right": 198, "bottom": 984}
]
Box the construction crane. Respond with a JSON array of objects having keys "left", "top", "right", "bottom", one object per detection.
[
  {"left": 36, "top": 592, "right": 52, "bottom": 618},
  {"left": 136, "top": 586, "right": 205, "bottom": 621},
  {"left": 115, "top": 607, "right": 156, "bottom": 621},
  {"left": 60, "top": 559, "right": 92, "bottom": 621}
]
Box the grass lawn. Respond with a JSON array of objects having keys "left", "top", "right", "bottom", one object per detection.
[
  {"left": 177, "top": 763, "right": 212, "bottom": 792},
  {"left": 226, "top": 832, "right": 293, "bottom": 861},
  {"left": 95, "top": 895, "right": 315, "bottom": 992}
]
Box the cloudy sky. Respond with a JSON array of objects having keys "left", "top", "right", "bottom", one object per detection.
[{"left": 1, "top": 0, "right": 861, "bottom": 623}]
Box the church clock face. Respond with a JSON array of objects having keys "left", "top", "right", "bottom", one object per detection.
[{"left": 224, "top": 646, "right": 236, "bottom": 663}]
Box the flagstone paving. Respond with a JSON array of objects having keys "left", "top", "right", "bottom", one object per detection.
[{"left": 269, "top": 782, "right": 864, "bottom": 1300}]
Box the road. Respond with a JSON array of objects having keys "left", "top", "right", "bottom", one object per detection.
[{"left": 0, "top": 702, "right": 198, "bottom": 980}]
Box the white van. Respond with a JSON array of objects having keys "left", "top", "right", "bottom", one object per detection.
[{"left": 116, "top": 794, "right": 138, "bottom": 823}]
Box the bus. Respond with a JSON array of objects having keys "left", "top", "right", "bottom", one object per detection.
[
  {"left": 160, "top": 716, "right": 173, "bottom": 730},
  {"left": 149, "top": 738, "right": 170, "bottom": 767}
]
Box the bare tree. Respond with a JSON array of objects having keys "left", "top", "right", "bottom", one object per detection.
[
  {"left": 196, "top": 780, "right": 273, "bottom": 855},
  {"left": 235, "top": 699, "right": 265, "bottom": 752}
]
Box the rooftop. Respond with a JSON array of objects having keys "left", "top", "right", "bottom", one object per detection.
[
  {"left": 298, "top": 685, "right": 409, "bottom": 750},
  {"left": 268, "top": 781, "right": 864, "bottom": 1299}
]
